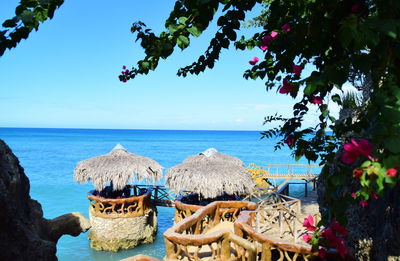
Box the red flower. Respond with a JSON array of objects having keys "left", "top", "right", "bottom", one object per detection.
[
  {"left": 249, "top": 57, "right": 259, "bottom": 65},
  {"left": 332, "top": 220, "right": 348, "bottom": 236},
  {"left": 351, "top": 4, "right": 359, "bottom": 13},
  {"left": 318, "top": 248, "right": 327, "bottom": 258},
  {"left": 324, "top": 227, "right": 348, "bottom": 257},
  {"left": 303, "top": 234, "right": 312, "bottom": 243},
  {"left": 351, "top": 192, "right": 356, "bottom": 198},
  {"left": 360, "top": 200, "right": 368, "bottom": 207},
  {"left": 371, "top": 192, "right": 378, "bottom": 199},
  {"left": 386, "top": 168, "right": 397, "bottom": 177},
  {"left": 122, "top": 79, "right": 127, "bottom": 83},
  {"left": 285, "top": 135, "right": 294, "bottom": 147},
  {"left": 303, "top": 215, "right": 315, "bottom": 231},
  {"left": 353, "top": 169, "right": 363, "bottom": 179},
  {"left": 279, "top": 77, "right": 294, "bottom": 94},
  {"left": 125, "top": 69, "right": 129, "bottom": 74},
  {"left": 282, "top": 23, "right": 291, "bottom": 32},
  {"left": 260, "top": 45, "right": 268, "bottom": 51},
  {"left": 122, "top": 65, "right": 126, "bottom": 70},
  {"left": 293, "top": 64, "right": 302, "bottom": 76},
  {"left": 311, "top": 96, "right": 323, "bottom": 105},
  {"left": 270, "top": 31, "right": 278, "bottom": 39}
]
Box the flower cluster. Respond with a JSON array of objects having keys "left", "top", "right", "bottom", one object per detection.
[
  {"left": 341, "top": 139, "right": 373, "bottom": 164},
  {"left": 121, "top": 65, "right": 130, "bottom": 82},
  {"left": 303, "top": 216, "right": 348, "bottom": 259}
]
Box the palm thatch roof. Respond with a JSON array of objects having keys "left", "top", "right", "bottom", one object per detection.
[
  {"left": 165, "top": 148, "right": 255, "bottom": 198},
  {"left": 74, "top": 144, "right": 163, "bottom": 191}
]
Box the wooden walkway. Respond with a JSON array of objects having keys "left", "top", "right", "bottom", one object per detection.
[{"left": 247, "top": 163, "right": 321, "bottom": 191}]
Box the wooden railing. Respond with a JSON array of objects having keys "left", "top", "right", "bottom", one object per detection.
[
  {"left": 164, "top": 201, "right": 257, "bottom": 261},
  {"left": 87, "top": 187, "right": 152, "bottom": 219},
  {"left": 234, "top": 211, "right": 317, "bottom": 261}
]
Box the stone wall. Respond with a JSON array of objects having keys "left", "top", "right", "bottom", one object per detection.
[{"left": 88, "top": 207, "right": 157, "bottom": 252}]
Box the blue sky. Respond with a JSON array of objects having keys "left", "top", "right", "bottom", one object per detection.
[{"left": 0, "top": 1, "right": 342, "bottom": 131}]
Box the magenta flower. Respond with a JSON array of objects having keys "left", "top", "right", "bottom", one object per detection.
[
  {"left": 285, "top": 135, "right": 294, "bottom": 147},
  {"left": 351, "top": 4, "right": 359, "bottom": 13},
  {"left": 318, "top": 248, "right": 327, "bottom": 258},
  {"left": 125, "top": 69, "right": 129, "bottom": 74},
  {"left": 351, "top": 192, "right": 356, "bottom": 198},
  {"left": 249, "top": 57, "right": 259, "bottom": 65},
  {"left": 282, "top": 23, "right": 291, "bottom": 32},
  {"left": 360, "top": 200, "right": 368, "bottom": 207},
  {"left": 341, "top": 139, "right": 373, "bottom": 164},
  {"left": 332, "top": 220, "right": 348, "bottom": 236},
  {"left": 279, "top": 77, "right": 294, "bottom": 94},
  {"left": 122, "top": 79, "right": 127, "bottom": 83},
  {"left": 262, "top": 35, "right": 273, "bottom": 45},
  {"left": 303, "top": 215, "right": 315, "bottom": 231},
  {"left": 293, "top": 64, "right": 302, "bottom": 76},
  {"left": 302, "top": 234, "right": 312, "bottom": 243},
  {"left": 121, "top": 71, "right": 125, "bottom": 75},
  {"left": 260, "top": 45, "right": 268, "bottom": 51},
  {"left": 311, "top": 96, "right": 323, "bottom": 105},
  {"left": 122, "top": 65, "right": 126, "bottom": 70},
  {"left": 371, "top": 192, "right": 378, "bottom": 199},
  {"left": 270, "top": 31, "right": 278, "bottom": 39},
  {"left": 386, "top": 168, "right": 397, "bottom": 177}
]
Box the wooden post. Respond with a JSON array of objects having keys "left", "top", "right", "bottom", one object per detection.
[
  {"left": 279, "top": 208, "right": 283, "bottom": 238},
  {"left": 305, "top": 183, "right": 308, "bottom": 197},
  {"left": 256, "top": 211, "right": 260, "bottom": 233},
  {"left": 297, "top": 200, "right": 301, "bottom": 214},
  {"left": 293, "top": 218, "right": 297, "bottom": 244}
]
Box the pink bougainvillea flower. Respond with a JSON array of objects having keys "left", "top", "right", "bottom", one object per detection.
[
  {"left": 125, "top": 69, "right": 129, "bottom": 74},
  {"left": 262, "top": 35, "right": 273, "bottom": 46},
  {"left": 351, "top": 4, "right": 359, "bottom": 13},
  {"left": 332, "top": 220, "right": 348, "bottom": 236},
  {"left": 351, "top": 192, "right": 356, "bottom": 198},
  {"left": 270, "top": 31, "right": 278, "bottom": 39},
  {"left": 260, "top": 45, "right": 268, "bottom": 51},
  {"left": 282, "top": 23, "right": 291, "bottom": 32},
  {"left": 360, "top": 200, "right": 368, "bottom": 207},
  {"left": 122, "top": 65, "right": 126, "bottom": 70},
  {"left": 354, "top": 139, "right": 373, "bottom": 157},
  {"left": 285, "top": 135, "right": 294, "bottom": 147},
  {"left": 386, "top": 168, "right": 397, "bottom": 177},
  {"left": 293, "top": 64, "right": 302, "bottom": 76},
  {"left": 121, "top": 71, "right": 125, "bottom": 75},
  {"left": 279, "top": 78, "right": 294, "bottom": 94},
  {"left": 303, "top": 234, "right": 312, "bottom": 243},
  {"left": 371, "top": 192, "right": 378, "bottom": 199},
  {"left": 353, "top": 169, "right": 363, "bottom": 179},
  {"left": 303, "top": 215, "right": 315, "bottom": 231},
  {"left": 311, "top": 96, "right": 323, "bottom": 105},
  {"left": 249, "top": 57, "right": 259, "bottom": 65},
  {"left": 318, "top": 248, "right": 327, "bottom": 258},
  {"left": 122, "top": 79, "right": 127, "bottom": 83},
  {"left": 341, "top": 139, "right": 373, "bottom": 164},
  {"left": 337, "top": 241, "right": 349, "bottom": 258}
]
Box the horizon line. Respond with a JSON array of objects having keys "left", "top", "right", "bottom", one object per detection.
[{"left": 0, "top": 126, "right": 265, "bottom": 132}]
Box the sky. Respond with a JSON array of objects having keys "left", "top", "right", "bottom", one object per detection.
[{"left": 0, "top": 1, "right": 348, "bottom": 131}]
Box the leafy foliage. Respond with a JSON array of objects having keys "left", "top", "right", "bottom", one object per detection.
[
  {"left": 124, "top": 0, "right": 400, "bottom": 255},
  {"left": 0, "top": 0, "right": 64, "bottom": 56}
]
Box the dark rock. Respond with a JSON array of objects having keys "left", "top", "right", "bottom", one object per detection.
[{"left": 0, "top": 139, "right": 90, "bottom": 261}]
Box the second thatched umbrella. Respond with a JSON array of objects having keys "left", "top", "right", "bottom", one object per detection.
[
  {"left": 165, "top": 148, "right": 255, "bottom": 199},
  {"left": 74, "top": 144, "right": 163, "bottom": 191}
]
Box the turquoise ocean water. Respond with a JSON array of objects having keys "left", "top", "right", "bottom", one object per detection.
[{"left": 0, "top": 128, "right": 317, "bottom": 260}]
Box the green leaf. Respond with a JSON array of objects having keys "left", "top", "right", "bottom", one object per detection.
[
  {"left": 177, "top": 35, "right": 189, "bottom": 50},
  {"left": 304, "top": 84, "right": 316, "bottom": 96},
  {"left": 178, "top": 16, "right": 189, "bottom": 25},
  {"left": 187, "top": 25, "right": 202, "bottom": 37},
  {"left": 2, "top": 18, "right": 18, "bottom": 28},
  {"left": 20, "top": 10, "right": 35, "bottom": 25}
]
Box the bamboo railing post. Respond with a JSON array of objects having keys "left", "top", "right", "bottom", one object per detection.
[
  {"left": 297, "top": 200, "right": 301, "bottom": 214},
  {"left": 221, "top": 237, "right": 231, "bottom": 260},
  {"left": 293, "top": 218, "right": 297, "bottom": 244},
  {"left": 261, "top": 243, "right": 272, "bottom": 261},
  {"left": 256, "top": 211, "right": 260, "bottom": 233}
]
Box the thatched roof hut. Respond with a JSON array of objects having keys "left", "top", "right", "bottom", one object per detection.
[
  {"left": 74, "top": 144, "right": 163, "bottom": 191},
  {"left": 165, "top": 148, "right": 255, "bottom": 198}
]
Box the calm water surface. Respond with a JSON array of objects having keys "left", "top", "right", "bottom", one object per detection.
[{"left": 0, "top": 128, "right": 315, "bottom": 260}]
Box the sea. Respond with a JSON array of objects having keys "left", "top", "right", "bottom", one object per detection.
[{"left": 0, "top": 128, "right": 318, "bottom": 260}]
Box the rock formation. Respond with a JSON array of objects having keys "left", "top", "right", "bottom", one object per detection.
[{"left": 0, "top": 139, "right": 90, "bottom": 260}]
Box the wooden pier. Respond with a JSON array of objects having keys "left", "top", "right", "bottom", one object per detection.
[
  {"left": 247, "top": 163, "right": 320, "bottom": 191},
  {"left": 135, "top": 185, "right": 176, "bottom": 207}
]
